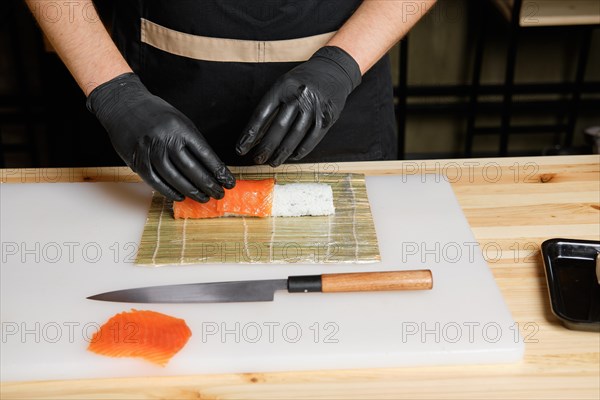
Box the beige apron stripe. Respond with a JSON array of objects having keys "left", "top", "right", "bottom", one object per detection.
[{"left": 140, "top": 18, "right": 336, "bottom": 63}]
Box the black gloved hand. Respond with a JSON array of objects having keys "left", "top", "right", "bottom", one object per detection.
[
  {"left": 87, "top": 73, "right": 235, "bottom": 202},
  {"left": 236, "top": 46, "right": 362, "bottom": 167}
]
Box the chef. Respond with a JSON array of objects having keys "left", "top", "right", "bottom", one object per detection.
[{"left": 26, "top": 0, "right": 436, "bottom": 203}]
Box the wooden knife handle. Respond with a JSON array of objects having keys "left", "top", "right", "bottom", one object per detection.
[{"left": 321, "top": 270, "right": 433, "bottom": 292}]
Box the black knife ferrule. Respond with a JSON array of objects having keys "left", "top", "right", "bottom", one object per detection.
[{"left": 287, "top": 275, "right": 322, "bottom": 293}]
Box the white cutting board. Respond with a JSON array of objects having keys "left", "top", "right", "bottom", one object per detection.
[{"left": 0, "top": 175, "right": 523, "bottom": 381}]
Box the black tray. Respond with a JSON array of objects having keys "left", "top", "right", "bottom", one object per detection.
[{"left": 541, "top": 239, "right": 600, "bottom": 331}]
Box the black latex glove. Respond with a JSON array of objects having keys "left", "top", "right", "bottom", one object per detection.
[
  {"left": 236, "top": 46, "right": 362, "bottom": 167},
  {"left": 87, "top": 73, "right": 235, "bottom": 203}
]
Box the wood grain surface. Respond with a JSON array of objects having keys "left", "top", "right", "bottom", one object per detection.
[
  {"left": 1, "top": 155, "right": 599, "bottom": 399},
  {"left": 321, "top": 270, "right": 433, "bottom": 292}
]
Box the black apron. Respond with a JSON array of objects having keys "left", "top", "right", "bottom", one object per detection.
[{"left": 110, "top": 1, "right": 397, "bottom": 165}]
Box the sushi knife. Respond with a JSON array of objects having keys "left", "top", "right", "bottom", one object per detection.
[{"left": 87, "top": 270, "right": 433, "bottom": 304}]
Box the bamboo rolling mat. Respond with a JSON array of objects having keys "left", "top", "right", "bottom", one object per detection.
[{"left": 135, "top": 172, "right": 380, "bottom": 265}]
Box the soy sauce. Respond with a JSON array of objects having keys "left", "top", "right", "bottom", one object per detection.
[{"left": 555, "top": 258, "right": 600, "bottom": 321}]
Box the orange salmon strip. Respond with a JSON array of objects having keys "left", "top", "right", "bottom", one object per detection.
[
  {"left": 173, "top": 178, "right": 275, "bottom": 219},
  {"left": 88, "top": 309, "right": 192, "bottom": 366}
]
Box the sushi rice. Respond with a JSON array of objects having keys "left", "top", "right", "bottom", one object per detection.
[{"left": 271, "top": 183, "right": 335, "bottom": 217}]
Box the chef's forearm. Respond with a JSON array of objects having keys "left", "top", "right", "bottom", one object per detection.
[
  {"left": 327, "top": 0, "right": 436, "bottom": 74},
  {"left": 25, "top": 0, "right": 132, "bottom": 96}
]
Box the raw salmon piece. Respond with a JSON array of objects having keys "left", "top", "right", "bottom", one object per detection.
[
  {"left": 88, "top": 309, "right": 192, "bottom": 366},
  {"left": 174, "top": 197, "right": 222, "bottom": 219},
  {"left": 221, "top": 178, "right": 275, "bottom": 217},
  {"left": 173, "top": 178, "right": 275, "bottom": 219}
]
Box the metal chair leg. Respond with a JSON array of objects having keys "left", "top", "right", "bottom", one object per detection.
[
  {"left": 465, "top": 0, "right": 487, "bottom": 157},
  {"left": 565, "top": 28, "right": 592, "bottom": 147},
  {"left": 396, "top": 35, "right": 409, "bottom": 160},
  {"left": 499, "top": 0, "right": 522, "bottom": 156}
]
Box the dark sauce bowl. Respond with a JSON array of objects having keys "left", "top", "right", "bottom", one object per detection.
[{"left": 541, "top": 238, "right": 600, "bottom": 332}]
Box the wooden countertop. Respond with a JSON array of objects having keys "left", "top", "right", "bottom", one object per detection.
[{"left": 1, "top": 155, "right": 599, "bottom": 399}]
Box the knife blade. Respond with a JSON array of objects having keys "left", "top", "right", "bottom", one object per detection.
[{"left": 87, "top": 270, "right": 433, "bottom": 304}]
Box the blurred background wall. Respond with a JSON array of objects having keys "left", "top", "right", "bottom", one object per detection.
[
  {"left": 1, "top": 0, "right": 599, "bottom": 167},
  {"left": 391, "top": 0, "right": 600, "bottom": 158}
]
